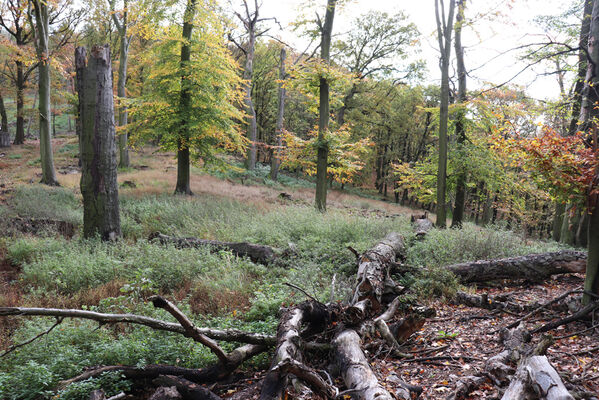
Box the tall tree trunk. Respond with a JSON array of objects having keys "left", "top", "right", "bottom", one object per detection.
[
  {"left": 13, "top": 61, "right": 25, "bottom": 144},
  {"left": 552, "top": 202, "right": 565, "bottom": 242},
  {"left": 33, "top": 0, "right": 58, "bottom": 186},
  {"left": 270, "top": 47, "right": 286, "bottom": 181},
  {"left": 569, "top": 0, "right": 594, "bottom": 135},
  {"left": 76, "top": 46, "right": 121, "bottom": 240},
  {"left": 0, "top": 92, "right": 7, "bottom": 132},
  {"left": 117, "top": 21, "right": 130, "bottom": 168},
  {"left": 434, "top": 0, "right": 456, "bottom": 228},
  {"left": 26, "top": 89, "right": 38, "bottom": 138},
  {"left": 174, "top": 0, "right": 196, "bottom": 195},
  {"left": 585, "top": 182, "right": 599, "bottom": 303},
  {"left": 579, "top": 0, "right": 599, "bottom": 304},
  {"left": 451, "top": 0, "right": 467, "bottom": 228},
  {"left": 315, "top": 0, "right": 336, "bottom": 212},
  {"left": 244, "top": 31, "right": 257, "bottom": 170}
]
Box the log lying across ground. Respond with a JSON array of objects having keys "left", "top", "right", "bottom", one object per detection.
[
  {"left": 411, "top": 212, "right": 433, "bottom": 238},
  {"left": 445, "top": 250, "right": 587, "bottom": 283},
  {"left": 149, "top": 232, "right": 279, "bottom": 265},
  {"left": 451, "top": 323, "right": 573, "bottom": 400}
]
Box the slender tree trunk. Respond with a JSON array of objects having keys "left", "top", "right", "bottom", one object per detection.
[
  {"left": 76, "top": 46, "right": 121, "bottom": 240},
  {"left": 26, "top": 89, "right": 38, "bottom": 138},
  {"left": 174, "top": 0, "right": 196, "bottom": 195},
  {"left": 34, "top": 0, "right": 58, "bottom": 186},
  {"left": 315, "top": 0, "right": 336, "bottom": 212},
  {"left": 451, "top": 0, "right": 467, "bottom": 228},
  {"left": 270, "top": 47, "right": 286, "bottom": 181},
  {"left": 0, "top": 93, "right": 7, "bottom": 132},
  {"left": 13, "top": 61, "right": 25, "bottom": 144},
  {"left": 244, "top": 32, "right": 257, "bottom": 170},
  {"left": 117, "top": 27, "right": 130, "bottom": 168},
  {"left": 434, "top": 0, "right": 456, "bottom": 228},
  {"left": 552, "top": 202, "right": 565, "bottom": 242}
]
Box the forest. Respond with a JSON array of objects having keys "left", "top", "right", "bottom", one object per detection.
[{"left": 0, "top": 0, "right": 598, "bottom": 399}]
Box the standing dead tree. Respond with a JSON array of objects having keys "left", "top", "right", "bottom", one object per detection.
[
  {"left": 76, "top": 45, "right": 121, "bottom": 240},
  {"left": 228, "top": 0, "right": 278, "bottom": 170}
]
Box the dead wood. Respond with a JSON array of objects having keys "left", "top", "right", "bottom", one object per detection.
[
  {"left": 10, "top": 216, "right": 76, "bottom": 238},
  {"left": 149, "top": 232, "right": 278, "bottom": 265},
  {"left": 0, "top": 306, "right": 275, "bottom": 345},
  {"left": 260, "top": 301, "right": 336, "bottom": 400},
  {"left": 153, "top": 375, "right": 222, "bottom": 400},
  {"left": 333, "top": 329, "right": 394, "bottom": 400},
  {"left": 148, "top": 386, "right": 182, "bottom": 400},
  {"left": 501, "top": 356, "right": 574, "bottom": 400},
  {"left": 452, "top": 291, "right": 524, "bottom": 314},
  {"left": 532, "top": 300, "right": 599, "bottom": 334},
  {"left": 351, "top": 232, "right": 406, "bottom": 313},
  {"left": 411, "top": 213, "right": 433, "bottom": 238},
  {"left": 450, "top": 324, "right": 573, "bottom": 400},
  {"left": 446, "top": 250, "right": 587, "bottom": 283}
]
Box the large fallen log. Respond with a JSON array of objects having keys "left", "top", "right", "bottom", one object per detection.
[
  {"left": 350, "top": 232, "right": 406, "bottom": 313},
  {"left": 333, "top": 329, "right": 393, "bottom": 400},
  {"left": 446, "top": 250, "right": 586, "bottom": 283},
  {"left": 149, "top": 232, "right": 279, "bottom": 265},
  {"left": 260, "top": 301, "right": 336, "bottom": 400},
  {"left": 501, "top": 355, "right": 574, "bottom": 400}
]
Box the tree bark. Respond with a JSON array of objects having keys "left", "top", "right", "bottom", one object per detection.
[
  {"left": 270, "top": 47, "right": 286, "bottom": 181},
  {"left": 174, "top": 0, "right": 196, "bottom": 195},
  {"left": 0, "top": 92, "right": 8, "bottom": 132},
  {"left": 333, "top": 329, "right": 393, "bottom": 400},
  {"left": 351, "top": 232, "right": 405, "bottom": 313},
  {"left": 451, "top": 0, "right": 467, "bottom": 228},
  {"left": 33, "top": 0, "right": 59, "bottom": 186},
  {"left": 13, "top": 61, "right": 26, "bottom": 144},
  {"left": 244, "top": 28, "right": 257, "bottom": 170},
  {"left": 445, "top": 250, "right": 587, "bottom": 283},
  {"left": 434, "top": 0, "right": 456, "bottom": 228},
  {"left": 552, "top": 201, "right": 565, "bottom": 242},
  {"left": 116, "top": 6, "right": 130, "bottom": 168},
  {"left": 315, "top": 0, "right": 336, "bottom": 212},
  {"left": 76, "top": 45, "right": 121, "bottom": 240}
]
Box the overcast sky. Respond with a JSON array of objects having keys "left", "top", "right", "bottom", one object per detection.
[{"left": 233, "top": 0, "right": 578, "bottom": 100}]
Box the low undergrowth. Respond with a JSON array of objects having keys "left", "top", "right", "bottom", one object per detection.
[{"left": 0, "top": 184, "right": 573, "bottom": 399}]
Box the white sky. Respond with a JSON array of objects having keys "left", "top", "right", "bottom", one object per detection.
[{"left": 242, "top": 0, "right": 577, "bottom": 100}]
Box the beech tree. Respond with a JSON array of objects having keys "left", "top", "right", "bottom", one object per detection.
[
  {"left": 434, "top": 0, "right": 455, "bottom": 228},
  {"left": 128, "top": 0, "right": 245, "bottom": 195},
  {"left": 450, "top": 0, "right": 467, "bottom": 228},
  {"left": 0, "top": 0, "right": 36, "bottom": 145},
  {"left": 315, "top": 0, "right": 336, "bottom": 212}
]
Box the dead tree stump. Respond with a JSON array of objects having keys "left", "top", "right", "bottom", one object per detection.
[{"left": 76, "top": 45, "right": 121, "bottom": 240}]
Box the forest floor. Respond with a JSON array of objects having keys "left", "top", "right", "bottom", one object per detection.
[{"left": 0, "top": 136, "right": 597, "bottom": 399}]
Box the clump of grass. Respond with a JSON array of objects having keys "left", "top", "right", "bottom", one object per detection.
[
  {"left": 12, "top": 185, "right": 82, "bottom": 225},
  {"left": 406, "top": 222, "right": 566, "bottom": 268},
  {"left": 8, "top": 154, "right": 22, "bottom": 160}
]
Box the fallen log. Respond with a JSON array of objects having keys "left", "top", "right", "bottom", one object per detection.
[
  {"left": 446, "top": 250, "right": 587, "bottom": 284},
  {"left": 449, "top": 324, "right": 573, "bottom": 400},
  {"left": 333, "top": 329, "right": 393, "bottom": 400},
  {"left": 501, "top": 355, "right": 573, "bottom": 400},
  {"left": 153, "top": 375, "right": 222, "bottom": 400},
  {"left": 149, "top": 232, "right": 278, "bottom": 265},
  {"left": 10, "top": 216, "right": 76, "bottom": 238},
  {"left": 351, "top": 232, "right": 406, "bottom": 313},
  {"left": 260, "top": 301, "right": 336, "bottom": 400},
  {"left": 411, "top": 213, "right": 433, "bottom": 238}
]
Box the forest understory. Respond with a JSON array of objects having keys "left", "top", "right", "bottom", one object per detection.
[{"left": 1, "top": 138, "right": 598, "bottom": 400}]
